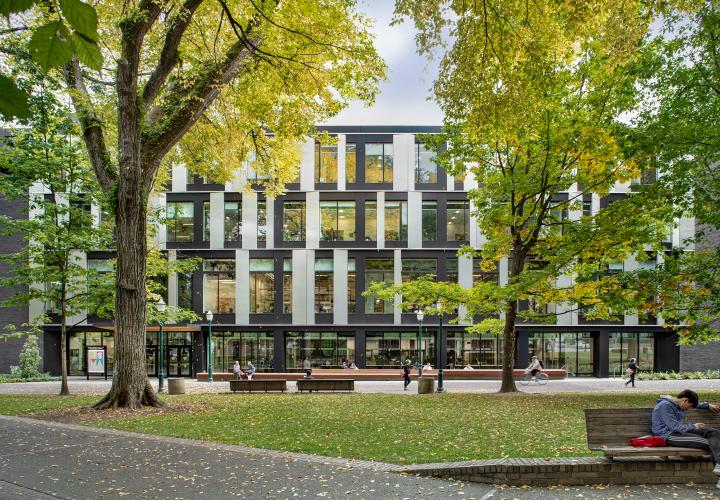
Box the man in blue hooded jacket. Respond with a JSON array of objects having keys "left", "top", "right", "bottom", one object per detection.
[{"left": 652, "top": 389, "right": 720, "bottom": 480}]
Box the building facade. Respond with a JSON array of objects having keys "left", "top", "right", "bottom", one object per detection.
[{"left": 3, "top": 125, "right": 718, "bottom": 377}]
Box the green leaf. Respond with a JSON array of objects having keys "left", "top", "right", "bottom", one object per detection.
[
  {"left": 28, "top": 21, "right": 73, "bottom": 71},
  {"left": 0, "top": 74, "right": 30, "bottom": 120},
  {"left": 58, "top": 0, "right": 98, "bottom": 41},
  {"left": 0, "top": 0, "right": 36, "bottom": 15},
  {"left": 71, "top": 32, "right": 103, "bottom": 70}
]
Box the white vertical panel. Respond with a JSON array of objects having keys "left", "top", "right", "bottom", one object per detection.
[
  {"left": 499, "top": 257, "right": 509, "bottom": 286},
  {"left": 394, "top": 249, "right": 402, "bottom": 325},
  {"left": 168, "top": 250, "right": 178, "bottom": 309},
  {"left": 407, "top": 191, "right": 422, "bottom": 248},
  {"left": 300, "top": 138, "right": 315, "bottom": 191},
  {"left": 469, "top": 199, "right": 479, "bottom": 248},
  {"left": 28, "top": 194, "right": 45, "bottom": 324},
  {"left": 306, "top": 250, "right": 315, "bottom": 324},
  {"left": 235, "top": 250, "right": 250, "bottom": 325},
  {"left": 447, "top": 175, "right": 455, "bottom": 192},
  {"left": 90, "top": 203, "right": 101, "bottom": 229},
  {"left": 67, "top": 250, "right": 87, "bottom": 326},
  {"left": 209, "top": 192, "right": 224, "bottom": 249},
  {"left": 228, "top": 167, "right": 246, "bottom": 192},
  {"left": 457, "top": 255, "right": 473, "bottom": 325},
  {"left": 464, "top": 166, "right": 479, "bottom": 191},
  {"left": 265, "top": 197, "right": 275, "bottom": 248},
  {"left": 241, "top": 191, "right": 257, "bottom": 249},
  {"left": 377, "top": 191, "right": 385, "bottom": 248},
  {"left": 337, "top": 134, "right": 346, "bottom": 191},
  {"left": 29, "top": 181, "right": 48, "bottom": 194},
  {"left": 149, "top": 192, "right": 165, "bottom": 247},
  {"left": 306, "top": 192, "right": 320, "bottom": 249},
  {"left": 333, "top": 249, "right": 348, "bottom": 325},
  {"left": 555, "top": 275, "right": 574, "bottom": 326},
  {"left": 656, "top": 252, "right": 665, "bottom": 326},
  {"left": 407, "top": 135, "right": 416, "bottom": 192},
  {"left": 393, "top": 134, "right": 412, "bottom": 191},
  {"left": 678, "top": 216, "right": 695, "bottom": 250},
  {"left": 171, "top": 165, "right": 187, "bottom": 192},
  {"left": 591, "top": 193, "right": 600, "bottom": 216},
  {"left": 292, "top": 249, "right": 308, "bottom": 324}
]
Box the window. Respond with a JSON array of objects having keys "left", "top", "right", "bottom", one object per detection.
[
  {"left": 473, "top": 260, "right": 499, "bottom": 285},
  {"left": 365, "top": 332, "right": 435, "bottom": 368},
  {"left": 384, "top": 201, "right": 408, "bottom": 241},
  {"left": 177, "top": 270, "right": 193, "bottom": 310},
  {"left": 346, "top": 144, "right": 357, "bottom": 183},
  {"left": 202, "top": 260, "right": 235, "bottom": 314},
  {"left": 211, "top": 331, "right": 274, "bottom": 373},
  {"left": 202, "top": 201, "right": 210, "bottom": 242},
  {"left": 250, "top": 259, "right": 274, "bottom": 313},
  {"left": 315, "top": 258, "right": 333, "bottom": 313},
  {"left": 447, "top": 258, "right": 458, "bottom": 283},
  {"left": 402, "top": 259, "right": 436, "bottom": 282},
  {"left": 447, "top": 201, "right": 470, "bottom": 242},
  {"left": 283, "top": 201, "right": 305, "bottom": 241},
  {"left": 415, "top": 144, "right": 437, "bottom": 184},
  {"left": 446, "top": 332, "right": 501, "bottom": 368},
  {"left": 257, "top": 200, "right": 267, "bottom": 242},
  {"left": 364, "top": 259, "right": 394, "bottom": 313},
  {"left": 314, "top": 143, "right": 338, "bottom": 184},
  {"left": 365, "top": 143, "right": 393, "bottom": 183},
  {"left": 166, "top": 201, "right": 194, "bottom": 242},
  {"left": 348, "top": 258, "right": 356, "bottom": 313},
  {"left": 422, "top": 201, "right": 437, "bottom": 241},
  {"left": 283, "top": 258, "right": 292, "bottom": 314},
  {"left": 582, "top": 199, "right": 592, "bottom": 217},
  {"left": 69, "top": 199, "right": 92, "bottom": 230},
  {"left": 285, "top": 332, "right": 355, "bottom": 369},
  {"left": 320, "top": 201, "right": 356, "bottom": 241},
  {"left": 224, "top": 201, "right": 241, "bottom": 241},
  {"left": 84, "top": 259, "right": 112, "bottom": 315},
  {"left": 365, "top": 201, "right": 377, "bottom": 241},
  {"left": 528, "top": 332, "right": 594, "bottom": 376}
]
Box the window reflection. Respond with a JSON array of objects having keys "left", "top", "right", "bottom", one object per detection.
[
  {"left": 365, "top": 143, "right": 393, "bottom": 183},
  {"left": 250, "top": 259, "right": 274, "bottom": 313},
  {"left": 166, "top": 201, "right": 194, "bottom": 242},
  {"left": 446, "top": 201, "right": 469, "bottom": 242},
  {"left": 202, "top": 259, "right": 235, "bottom": 314},
  {"left": 384, "top": 201, "right": 408, "bottom": 241},
  {"left": 320, "top": 201, "right": 355, "bottom": 241}
]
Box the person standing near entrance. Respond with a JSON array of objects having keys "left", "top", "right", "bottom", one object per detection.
[
  {"left": 625, "top": 358, "right": 639, "bottom": 388},
  {"left": 402, "top": 359, "right": 412, "bottom": 390}
]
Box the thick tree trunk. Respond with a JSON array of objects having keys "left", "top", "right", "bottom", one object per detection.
[{"left": 498, "top": 301, "right": 518, "bottom": 393}]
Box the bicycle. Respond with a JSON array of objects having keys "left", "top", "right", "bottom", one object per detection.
[{"left": 518, "top": 371, "right": 549, "bottom": 386}]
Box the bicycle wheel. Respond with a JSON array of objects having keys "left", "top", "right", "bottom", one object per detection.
[
  {"left": 536, "top": 372, "right": 549, "bottom": 385},
  {"left": 518, "top": 373, "right": 531, "bottom": 386}
]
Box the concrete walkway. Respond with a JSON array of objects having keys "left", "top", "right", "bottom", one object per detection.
[
  {"left": 1, "top": 376, "right": 719, "bottom": 395},
  {"left": 1, "top": 416, "right": 719, "bottom": 499}
]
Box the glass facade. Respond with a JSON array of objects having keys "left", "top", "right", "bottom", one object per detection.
[
  {"left": 402, "top": 258, "right": 437, "bottom": 282},
  {"left": 177, "top": 270, "right": 193, "bottom": 310},
  {"left": 348, "top": 258, "right": 356, "bottom": 313},
  {"left": 365, "top": 143, "right": 393, "bottom": 183},
  {"left": 415, "top": 144, "right": 437, "bottom": 184},
  {"left": 166, "top": 201, "right": 194, "bottom": 242},
  {"left": 283, "top": 258, "right": 292, "bottom": 314},
  {"left": 364, "top": 259, "right": 394, "bottom": 313},
  {"left": 447, "top": 201, "right": 470, "bottom": 242},
  {"left": 285, "top": 332, "right": 355, "bottom": 369},
  {"left": 346, "top": 143, "right": 356, "bottom": 183},
  {"left": 446, "top": 332, "right": 502, "bottom": 368},
  {"left": 203, "top": 201, "right": 210, "bottom": 242},
  {"left": 366, "top": 332, "right": 436, "bottom": 368},
  {"left": 224, "top": 201, "right": 241, "bottom": 241},
  {"left": 320, "top": 201, "right": 355, "bottom": 241},
  {"left": 202, "top": 259, "right": 235, "bottom": 314},
  {"left": 609, "top": 332, "right": 654, "bottom": 376},
  {"left": 250, "top": 258, "right": 274, "bottom": 313},
  {"left": 473, "top": 260, "right": 499, "bottom": 285},
  {"left": 315, "top": 143, "right": 338, "bottom": 184},
  {"left": 365, "top": 201, "right": 377, "bottom": 241},
  {"left": 384, "top": 201, "right": 408, "bottom": 241},
  {"left": 212, "top": 331, "right": 274, "bottom": 373},
  {"left": 422, "top": 201, "right": 437, "bottom": 241},
  {"left": 528, "top": 332, "right": 594, "bottom": 376},
  {"left": 257, "top": 200, "right": 267, "bottom": 242},
  {"left": 315, "top": 258, "right": 333, "bottom": 313},
  {"left": 283, "top": 201, "right": 306, "bottom": 241}
]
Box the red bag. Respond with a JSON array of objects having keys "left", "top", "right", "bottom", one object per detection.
[{"left": 628, "top": 435, "right": 667, "bottom": 447}]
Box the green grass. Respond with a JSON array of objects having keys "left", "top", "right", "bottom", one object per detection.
[
  {"left": 0, "top": 374, "right": 60, "bottom": 383},
  {"left": 2, "top": 392, "right": 719, "bottom": 465},
  {"left": 0, "top": 394, "right": 97, "bottom": 415}
]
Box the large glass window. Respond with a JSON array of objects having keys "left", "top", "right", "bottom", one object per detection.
[
  {"left": 447, "top": 258, "right": 458, "bottom": 283},
  {"left": 283, "top": 258, "right": 292, "bottom": 314},
  {"left": 415, "top": 144, "right": 438, "bottom": 184},
  {"left": 402, "top": 259, "right": 437, "bottom": 282},
  {"left": 446, "top": 332, "right": 502, "bottom": 368},
  {"left": 346, "top": 144, "right": 357, "bottom": 183},
  {"left": 224, "top": 201, "right": 242, "bottom": 241},
  {"left": 177, "top": 270, "right": 193, "bottom": 310},
  {"left": 447, "top": 201, "right": 470, "bottom": 242},
  {"left": 285, "top": 332, "right": 355, "bottom": 369},
  {"left": 528, "top": 332, "right": 594, "bottom": 376},
  {"left": 473, "top": 260, "right": 499, "bottom": 285},
  {"left": 315, "top": 258, "right": 333, "bottom": 313},
  {"left": 257, "top": 200, "right": 267, "bottom": 242},
  {"left": 166, "top": 201, "right": 194, "bottom": 242},
  {"left": 609, "top": 332, "right": 654, "bottom": 376},
  {"left": 365, "top": 332, "right": 435, "bottom": 368},
  {"left": 283, "top": 201, "right": 306, "bottom": 241},
  {"left": 384, "top": 201, "right": 408, "bottom": 241},
  {"left": 202, "top": 260, "right": 235, "bottom": 314},
  {"left": 315, "top": 143, "right": 338, "bottom": 184},
  {"left": 250, "top": 259, "right": 274, "bottom": 313},
  {"left": 212, "top": 331, "right": 274, "bottom": 373},
  {"left": 348, "top": 258, "right": 356, "bottom": 313},
  {"left": 320, "top": 201, "right": 356, "bottom": 241},
  {"left": 365, "top": 143, "right": 393, "bottom": 183},
  {"left": 364, "top": 259, "right": 394, "bottom": 313},
  {"left": 422, "top": 201, "right": 437, "bottom": 241},
  {"left": 203, "top": 201, "right": 210, "bottom": 242},
  {"left": 365, "top": 201, "right": 377, "bottom": 241},
  {"left": 69, "top": 199, "right": 92, "bottom": 231}
]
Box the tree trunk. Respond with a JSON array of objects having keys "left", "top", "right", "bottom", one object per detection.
[
  {"left": 498, "top": 249, "right": 524, "bottom": 393},
  {"left": 59, "top": 320, "right": 69, "bottom": 396}
]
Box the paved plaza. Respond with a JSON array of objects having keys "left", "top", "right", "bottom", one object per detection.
[{"left": 0, "top": 376, "right": 719, "bottom": 395}]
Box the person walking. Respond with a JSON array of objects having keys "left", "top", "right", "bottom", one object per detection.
[
  {"left": 625, "top": 358, "right": 639, "bottom": 388},
  {"left": 402, "top": 359, "right": 412, "bottom": 391}
]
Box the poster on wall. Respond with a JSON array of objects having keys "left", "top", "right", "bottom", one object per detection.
[{"left": 87, "top": 348, "right": 105, "bottom": 374}]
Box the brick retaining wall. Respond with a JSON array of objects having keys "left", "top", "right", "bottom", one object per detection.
[{"left": 402, "top": 457, "right": 716, "bottom": 487}]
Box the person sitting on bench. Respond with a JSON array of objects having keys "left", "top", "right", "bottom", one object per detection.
[{"left": 652, "top": 389, "right": 720, "bottom": 479}]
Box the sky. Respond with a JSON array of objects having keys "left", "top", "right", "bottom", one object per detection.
[{"left": 323, "top": 0, "right": 444, "bottom": 126}]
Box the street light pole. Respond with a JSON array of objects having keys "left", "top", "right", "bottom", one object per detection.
[
  {"left": 416, "top": 309, "right": 424, "bottom": 378},
  {"left": 436, "top": 302, "right": 445, "bottom": 393},
  {"left": 206, "top": 310, "right": 214, "bottom": 383},
  {"left": 156, "top": 298, "right": 166, "bottom": 393}
]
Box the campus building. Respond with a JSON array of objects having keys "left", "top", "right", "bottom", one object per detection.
[{"left": 1, "top": 125, "right": 719, "bottom": 377}]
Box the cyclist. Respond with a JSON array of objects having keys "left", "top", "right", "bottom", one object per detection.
[{"left": 526, "top": 356, "right": 544, "bottom": 380}]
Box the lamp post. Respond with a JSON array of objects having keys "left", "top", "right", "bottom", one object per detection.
[
  {"left": 416, "top": 308, "right": 424, "bottom": 377},
  {"left": 435, "top": 302, "right": 445, "bottom": 393},
  {"left": 156, "top": 298, "right": 166, "bottom": 393},
  {"left": 206, "top": 310, "right": 214, "bottom": 383}
]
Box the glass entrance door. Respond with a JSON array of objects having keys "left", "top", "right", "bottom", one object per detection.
[
  {"left": 167, "top": 346, "right": 192, "bottom": 377},
  {"left": 146, "top": 347, "right": 157, "bottom": 377}
]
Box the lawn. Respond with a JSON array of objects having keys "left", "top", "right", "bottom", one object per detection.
[{"left": 1, "top": 391, "right": 719, "bottom": 465}]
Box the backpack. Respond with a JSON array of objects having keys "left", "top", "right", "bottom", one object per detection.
[{"left": 539, "top": 359, "right": 545, "bottom": 369}]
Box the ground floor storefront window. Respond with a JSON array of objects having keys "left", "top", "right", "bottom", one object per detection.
[
  {"left": 365, "top": 332, "right": 435, "bottom": 368},
  {"left": 212, "top": 331, "right": 274, "bottom": 373},
  {"left": 68, "top": 331, "right": 114, "bottom": 375},
  {"left": 446, "top": 332, "right": 502, "bottom": 368},
  {"left": 285, "top": 332, "right": 355, "bottom": 369},
  {"left": 609, "top": 332, "right": 654, "bottom": 376},
  {"left": 528, "top": 332, "right": 594, "bottom": 376}
]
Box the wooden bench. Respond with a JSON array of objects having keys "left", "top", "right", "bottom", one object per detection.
[
  {"left": 585, "top": 407, "right": 720, "bottom": 459},
  {"left": 229, "top": 379, "right": 287, "bottom": 392},
  {"left": 296, "top": 379, "right": 354, "bottom": 392}
]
